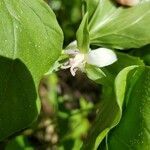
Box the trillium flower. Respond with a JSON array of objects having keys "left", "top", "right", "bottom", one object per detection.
[{"left": 62, "top": 41, "right": 117, "bottom": 76}]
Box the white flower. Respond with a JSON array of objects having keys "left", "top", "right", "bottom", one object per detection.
[{"left": 62, "top": 41, "right": 117, "bottom": 76}]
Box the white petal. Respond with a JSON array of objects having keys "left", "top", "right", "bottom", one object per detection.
[
  {"left": 64, "top": 41, "right": 79, "bottom": 55},
  {"left": 86, "top": 48, "right": 117, "bottom": 67},
  {"left": 65, "top": 41, "right": 78, "bottom": 50}
]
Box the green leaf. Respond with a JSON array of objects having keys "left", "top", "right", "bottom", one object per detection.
[
  {"left": 81, "top": 52, "right": 144, "bottom": 149},
  {"left": 82, "top": 0, "right": 99, "bottom": 19},
  {"left": 0, "top": 57, "right": 38, "bottom": 140},
  {"left": 107, "top": 66, "right": 150, "bottom": 150},
  {"left": 0, "top": 0, "right": 63, "bottom": 140},
  {"left": 76, "top": 13, "right": 89, "bottom": 53},
  {"left": 1, "top": 0, "right": 63, "bottom": 81},
  {"left": 82, "top": 65, "right": 138, "bottom": 150},
  {"left": 87, "top": 0, "right": 150, "bottom": 49},
  {"left": 85, "top": 64, "right": 106, "bottom": 82},
  {"left": 82, "top": 53, "right": 144, "bottom": 150}
]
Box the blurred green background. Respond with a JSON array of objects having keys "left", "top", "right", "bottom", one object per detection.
[{"left": 47, "top": 0, "right": 82, "bottom": 46}]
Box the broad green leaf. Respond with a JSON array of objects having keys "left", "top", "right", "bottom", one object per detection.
[
  {"left": 0, "top": 57, "right": 38, "bottom": 140},
  {"left": 1, "top": 0, "right": 63, "bottom": 82},
  {"left": 0, "top": 0, "right": 63, "bottom": 140},
  {"left": 107, "top": 66, "right": 150, "bottom": 150},
  {"left": 87, "top": 0, "right": 150, "bottom": 49},
  {"left": 82, "top": 53, "right": 144, "bottom": 150},
  {"left": 76, "top": 13, "right": 89, "bottom": 53},
  {"left": 82, "top": 66, "right": 138, "bottom": 150}
]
